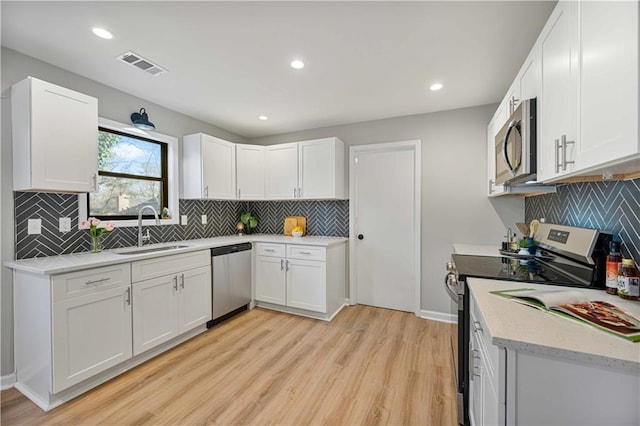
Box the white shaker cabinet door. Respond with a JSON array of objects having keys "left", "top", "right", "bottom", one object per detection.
[
  {"left": 52, "top": 287, "right": 132, "bottom": 393},
  {"left": 578, "top": 0, "right": 639, "bottom": 170},
  {"left": 286, "top": 258, "right": 326, "bottom": 313},
  {"left": 236, "top": 144, "right": 265, "bottom": 199},
  {"left": 201, "top": 134, "right": 236, "bottom": 199},
  {"left": 132, "top": 275, "right": 179, "bottom": 356},
  {"left": 298, "top": 138, "right": 345, "bottom": 199},
  {"left": 255, "top": 255, "right": 286, "bottom": 305},
  {"left": 265, "top": 143, "right": 298, "bottom": 199},
  {"left": 12, "top": 77, "right": 98, "bottom": 193},
  {"left": 177, "top": 265, "right": 212, "bottom": 333},
  {"left": 538, "top": 1, "right": 579, "bottom": 182}
]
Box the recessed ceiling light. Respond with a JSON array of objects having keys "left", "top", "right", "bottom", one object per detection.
[
  {"left": 92, "top": 27, "right": 113, "bottom": 40},
  {"left": 290, "top": 59, "right": 305, "bottom": 70},
  {"left": 258, "top": 115, "right": 269, "bottom": 121},
  {"left": 430, "top": 83, "right": 444, "bottom": 91}
]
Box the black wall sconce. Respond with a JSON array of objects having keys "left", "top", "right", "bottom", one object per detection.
[{"left": 130, "top": 108, "right": 156, "bottom": 130}]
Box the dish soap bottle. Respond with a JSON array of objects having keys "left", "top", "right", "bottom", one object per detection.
[
  {"left": 605, "top": 241, "right": 622, "bottom": 295},
  {"left": 618, "top": 259, "right": 639, "bottom": 300}
]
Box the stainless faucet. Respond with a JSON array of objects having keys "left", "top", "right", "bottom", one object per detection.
[{"left": 138, "top": 205, "right": 161, "bottom": 247}]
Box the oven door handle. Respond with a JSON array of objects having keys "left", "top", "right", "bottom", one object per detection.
[{"left": 444, "top": 272, "right": 459, "bottom": 304}]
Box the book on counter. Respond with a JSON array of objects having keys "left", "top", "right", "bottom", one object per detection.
[{"left": 491, "top": 288, "right": 640, "bottom": 342}]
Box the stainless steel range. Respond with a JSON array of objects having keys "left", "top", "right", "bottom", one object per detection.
[{"left": 444, "top": 223, "right": 611, "bottom": 426}]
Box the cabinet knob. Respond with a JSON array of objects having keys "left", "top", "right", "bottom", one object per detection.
[{"left": 357, "top": 234, "right": 364, "bottom": 240}]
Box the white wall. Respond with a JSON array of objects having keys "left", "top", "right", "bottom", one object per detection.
[
  {"left": 249, "top": 106, "right": 524, "bottom": 318},
  {"left": 0, "top": 47, "right": 248, "bottom": 378}
]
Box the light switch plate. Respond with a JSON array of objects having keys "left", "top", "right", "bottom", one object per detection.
[
  {"left": 59, "top": 217, "right": 71, "bottom": 232},
  {"left": 181, "top": 215, "right": 188, "bottom": 225},
  {"left": 28, "top": 218, "right": 42, "bottom": 235},
  {"left": 201, "top": 215, "right": 207, "bottom": 225}
]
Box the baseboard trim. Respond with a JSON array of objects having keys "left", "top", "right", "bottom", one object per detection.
[
  {"left": 420, "top": 309, "right": 457, "bottom": 324},
  {"left": 1, "top": 372, "right": 16, "bottom": 390}
]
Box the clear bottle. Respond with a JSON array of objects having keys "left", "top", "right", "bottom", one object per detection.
[
  {"left": 605, "top": 242, "right": 622, "bottom": 295},
  {"left": 617, "top": 259, "right": 639, "bottom": 301}
]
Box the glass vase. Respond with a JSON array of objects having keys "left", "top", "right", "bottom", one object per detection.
[{"left": 90, "top": 236, "right": 102, "bottom": 253}]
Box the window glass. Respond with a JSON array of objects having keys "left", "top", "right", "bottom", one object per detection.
[
  {"left": 89, "top": 128, "right": 167, "bottom": 219},
  {"left": 98, "top": 131, "right": 162, "bottom": 177}
]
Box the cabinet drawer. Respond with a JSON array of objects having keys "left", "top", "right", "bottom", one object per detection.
[
  {"left": 255, "top": 243, "right": 285, "bottom": 258},
  {"left": 52, "top": 264, "right": 131, "bottom": 302},
  {"left": 132, "top": 250, "right": 210, "bottom": 283},
  {"left": 287, "top": 245, "right": 326, "bottom": 261}
]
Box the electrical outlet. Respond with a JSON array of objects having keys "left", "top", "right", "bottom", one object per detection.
[
  {"left": 28, "top": 218, "right": 42, "bottom": 235},
  {"left": 201, "top": 215, "right": 207, "bottom": 225},
  {"left": 181, "top": 215, "right": 188, "bottom": 225},
  {"left": 59, "top": 217, "right": 71, "bottom": 232}
]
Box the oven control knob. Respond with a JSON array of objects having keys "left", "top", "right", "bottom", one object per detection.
[{"left": 446, "top": 262, "right": 456, "bottom": 272}]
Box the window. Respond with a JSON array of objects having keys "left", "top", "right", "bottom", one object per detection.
[
  {"left": 79, "top": 117, "right": 179, "bottom": 227},
  {"left": 89, "top": 127, "right": 168, "bottom": 219}
]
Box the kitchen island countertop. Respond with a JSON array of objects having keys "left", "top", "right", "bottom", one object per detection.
[
  {"left": 468, "top": 278, "right": 640, "bottom": 373},
  {"left": 5, "top": 234, "right": 348, "bottom": 275}
]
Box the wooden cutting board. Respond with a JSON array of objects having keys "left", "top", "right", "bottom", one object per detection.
[{"left": 284, "top": 216, "right": 306, "bottom": 235}]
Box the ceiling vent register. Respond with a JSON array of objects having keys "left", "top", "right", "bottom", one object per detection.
[{"left": 117, "top": 51, "right": 166, "bottom": 76}]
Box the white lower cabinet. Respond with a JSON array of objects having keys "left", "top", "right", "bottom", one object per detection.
[
  {"left": 255, "top": 242, "right": 346, "bottom": 319},
  {"left": 470, "top": 290, "right": 639, "bottom": 426},
  {"left": 13, "top": 250, "right": 211, "bottom": 411},
  {"left": 132, "top": 252, "right": 211, "bottom": 356},
  {"left": 51, "top": 267, "right": 132, "bottom": 393}
]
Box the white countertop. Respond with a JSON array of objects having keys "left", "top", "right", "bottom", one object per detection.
[
  {"left": 453, "top": 243, "right": 501, "bottom": 257},
  {"left": 468, "top": 278, "right": 640, "bottom": 373},
  {"left": 5, "top": 234, "right": 348, "bottom": 275}
]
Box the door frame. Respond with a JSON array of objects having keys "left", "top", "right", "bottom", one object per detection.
[{"left": 348, "top": 140, "right": 421, "bottom": 316}]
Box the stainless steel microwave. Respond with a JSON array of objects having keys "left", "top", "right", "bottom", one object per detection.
[{"left": 495, "top": 98, "right": 537, "bottom": 186}]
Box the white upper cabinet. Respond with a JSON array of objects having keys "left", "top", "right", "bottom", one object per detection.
[
  {"left": 12, "top": 77, "right": 98, "bottom": 193},
  {"left": 487, "top": 112, "right": 506, "bottom": 197},
  {"left": 182, "top": 133, "right": 236, "bottom": 199},
  {"left": 577, "top": 0, "right": 639, "bottom": 172},
  {"left": 265, "top": 142, "right": 299, "bottom": 199},
  {"left": 538, "top": 0, "right": 580, "bottom": 182},
  {"left": 265, "top": 137, "right": 346, "bottom": 200},
  {"left": 298, "top": 138, "right": 346, "bottom": 199},
  {"left": 236, "top": 144, "right": 265, "bottom": 200}
]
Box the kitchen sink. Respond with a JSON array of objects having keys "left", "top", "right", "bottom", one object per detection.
[{"left": 114, "top": 245, "right": 190, "bottom": 255}]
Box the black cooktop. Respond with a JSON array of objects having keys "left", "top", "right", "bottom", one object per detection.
[{"left": 452, "top": 253, "right": 597, "bottom": 288}]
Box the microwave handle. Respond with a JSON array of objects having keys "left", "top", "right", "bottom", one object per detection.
[{"left": 502, "top": 119, "right": 521, "bottom": 173}]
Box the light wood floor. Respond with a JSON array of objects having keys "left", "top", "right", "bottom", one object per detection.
[{"left": 1, "top": 305, "right": 457, "bottom": 425}]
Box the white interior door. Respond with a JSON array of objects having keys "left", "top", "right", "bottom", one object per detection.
[{"left": 351, "top": 141, "right": 420, "bottom": 313}]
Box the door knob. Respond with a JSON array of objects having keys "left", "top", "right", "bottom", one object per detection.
[{"left": 357, "top": 234, "right": 364, "bottom": 240}]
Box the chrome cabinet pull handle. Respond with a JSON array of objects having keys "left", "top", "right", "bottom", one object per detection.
[
  {"left": 180, "top": 274, "right": 185, "bottom": 289},
  {"left": 265, "top": 249, "right": 276, "bottom": 252},
  {"left": 173, "top": 276, "right": 178, "bottom": 291},
  {"left": 293, "top": 187, "right": 297, "bottom": 198},
  {"left": 280, "top": 259, "right": 284, "bottom": 271},
  {"left": 561, "top": 134, "right": 575, "bottom": 171},
  {"left": 488, "top": 179, "right": 494, "bottom": 195},
  {"left": 286, "top": 260, "right": 290, "bottom": 271},
  {"left": 299, "top": 251, "right": 311, "bottom": 255},
  {"left": 204, "top": 186, "right": 209, "bottom": 197},
  {"left": 125, "top": 287, "right": 131, "bottom": 305},
  {"left": 554, "top": 138, "right": 561, "bottom": 173},
  {"left": 85, "top": 277, "right": 110, "bottom": 285},
  {"left": 92, "top": 173, "right": 98, "bottom": 191}
]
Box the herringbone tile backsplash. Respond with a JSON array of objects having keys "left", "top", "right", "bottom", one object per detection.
[
  {"left": 525, "top": 178, "right": 640, "bottom": 263},
  {"left": 14, "top": 193, "right": 349, "bottom": 259}
]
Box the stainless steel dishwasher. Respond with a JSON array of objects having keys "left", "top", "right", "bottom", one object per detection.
[{"left": 207, "top": 242, "right": 252, "bottom": 328}]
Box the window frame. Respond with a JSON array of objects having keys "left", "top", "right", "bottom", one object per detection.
[{"left": 79, "top": 117, "right": 180, "bottom": 228}]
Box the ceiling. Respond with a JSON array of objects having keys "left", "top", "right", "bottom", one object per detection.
[{"left": 1, "top": 1, "right": 555, "bottom": 139}]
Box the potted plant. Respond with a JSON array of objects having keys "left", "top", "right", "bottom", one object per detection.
[{"left": 239, "top": 211, "right": 258, "bottom": 234}]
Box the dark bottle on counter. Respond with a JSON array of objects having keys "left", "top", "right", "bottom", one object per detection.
[
  {"left": 618, "top": 259, "right": 640, "bottom": 301},
  {"left": 605, "top": 241, "right": 622, "bottom": 295}
]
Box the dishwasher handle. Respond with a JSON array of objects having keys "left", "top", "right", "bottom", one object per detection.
[{"left": 211, "top": 243, "right": 253, "bottom": 256}]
